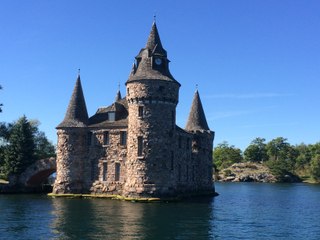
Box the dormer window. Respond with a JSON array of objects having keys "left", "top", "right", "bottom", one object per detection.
[{"left": 108, "top": 111, "right": 115, "bottom": 121}]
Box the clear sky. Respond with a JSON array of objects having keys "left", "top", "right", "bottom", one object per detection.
[{"left": 1, "top": 0, "right": 319, "bottom": 150}]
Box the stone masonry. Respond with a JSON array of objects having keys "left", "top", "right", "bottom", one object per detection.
[{"left": 53, "top": 22, "right": 215, "bottom": 198}]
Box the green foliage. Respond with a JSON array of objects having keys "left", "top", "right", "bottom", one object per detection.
[
  {"left": 0, "top": 116, "right": 55, "bottom": 179},
  {"left": 213, "top": 141, "right": 243, "bottom": 170},
  {"left": 3, "top": 116, "right": 36, "bottom": 176},
  {"left": 310, "top": 154, "right": 320, "bottom": 181},
  {"left": 244, "top": 137, "right": 268, "bottom": 162}
]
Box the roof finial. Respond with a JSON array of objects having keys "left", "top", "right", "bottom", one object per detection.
[
  {"left": 196, "top": 84, "right": 198, "bottom": 91},
  {"left": 118, "top": 81, "right": 120, "bottom": 91},
  {"left": 153, "top": 13, "right": 156, "bottom": 23},
  {"left": 78, "top": 68, "right": 80, "bottom": 76}
]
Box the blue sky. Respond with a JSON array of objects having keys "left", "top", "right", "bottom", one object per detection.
[{"left": 0, "top": 1, "right": 319, "bottom": 150}]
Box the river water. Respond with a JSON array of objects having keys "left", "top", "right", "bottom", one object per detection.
[{"left": 0, "top": 183, "right": 320, "bottom": 240}]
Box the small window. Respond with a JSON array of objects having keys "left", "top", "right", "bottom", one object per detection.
[
  {"left": 102, "top": 162, "right": 108, "bottom": 181},
  {"left": 120, "top": 131, "right": 127, "bottom": 146},
  {"left": 192, "top": 166, "right": 195, "bottom": 182},
  {"left": 171, "top": 110, "right": 175, "bottom": 130},
  {"left": 178, "top": 136, "right": 182, "bottom": 148},
  {"left": 138, "top": 136, "right": 143, "bottom": 156},
  {"left": 127, "top": 88, "right": 130, "bottom": 96},
  {"left": 186, "top": 165, "right": 189, "bottom": 182},
  {"left": 87, "top": 132, "right": 92, "bottom": 146},
  {"left": 170, "top": 151, "right": 174, "bottom": 170},
  {"left": 91, "top": 161, "right": 95, "bottom": 181},
  {"left": 115, "top": 163, "right": 120, "bottom": 181},
  {"left": 158, "top": 86, "right": 165, "bottom": 92},
  {"left": 103, "top": 132, "right": 109, "bottom": 145},
  {"left": 178, "top": 164, "right": 181, "bottom": 182},
  {"left": 138, "top": 106, "right": 143, "bottom": 117},
  {"left": 108, "top": 112, "right": 115, "bottom": 121},
  {"left": 186, "top": 138, "right": 190, "bottom": 149}
]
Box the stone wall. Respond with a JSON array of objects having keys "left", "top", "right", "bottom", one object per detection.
[
  {"left": 89, "top": 128, "right": 127, "bottom": 195},
  {"left": 53, "top": 128, "right": 88, "bottom": 194}
]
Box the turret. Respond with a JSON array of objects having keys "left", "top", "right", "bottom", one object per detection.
[
  {"left": 186, "top": 89, "right": 215, "bottom": 191},
  {"left": 53, "top": 73, "right": 90, "bottom": 194},
  {"left": 124, "top": 22, "right": 181, "bottom": 197}
]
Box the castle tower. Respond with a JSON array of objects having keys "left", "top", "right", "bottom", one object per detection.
[
  {"left": 53, "top": 74, "right": 89, "bottom": 194},
  {"left": 186, "top": 90, "right": 215, "bottom": 192},
  {"left": 124, "top": 22, "right": 181, "bottom": 197}
]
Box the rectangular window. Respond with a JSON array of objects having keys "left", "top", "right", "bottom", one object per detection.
[
  {"left": 120, "top": 131, "right": 127, "bottom": 146},
  {"left": 138, "top": 106, "right": 144, "bottom": 117},
  {"left": 91, "top": 161, "right": 95, "bottom": 181},
  {"left": 170, "top": 151, "right": 174, "bottom": 170},
  {"left": 178, "top": 164, "right": 181, "bottom": 182},
  {"left": 186, "top": 165, "right": 189, "bottom": 182},
  {"left": 108, "top": 112, "right": 115, "bottom": 121},
  {"left": 192, "top": 166, "right": 195, "bottom": 182},
  {"left": 178, "top": 136, "right": 182, "bottom": 148},
  {"left": 103, "top": 132, "right": 109, "bottom": 145},
  {"left": 87, "top": 132, "right": 92, "bottom": 146},
  {"left": 102, "top": 162, "right": 108, "bottom": 181},
  {"left": 172, "top": 110, "right": 175, "bottom": 130},
  {"left": 115, "top": 163, "right": 120, "bottom": 181},
  {"left": 138, "top": 136, "right": 143, "bottom": 156},
  {"left": 186, "top": 138, "right": 190, "bottom": 149}
]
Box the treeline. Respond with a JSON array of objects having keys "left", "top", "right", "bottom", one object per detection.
[
  {"left": 0, "top": 116, "right": 55, "bottom": 180},
  {"left": 213, "top": 137, "right": 320, "bottom": 182}
]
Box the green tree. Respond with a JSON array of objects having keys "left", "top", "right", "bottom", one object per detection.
[
  {"left": 266, "top": 137, "right": 299, "bottom": 181},
  {"left": 294, "top": 143, "right": 312, "bottom": 171},
  {"left": 310, "top": 154, "right": 320, "bottom": 181},
  {"left": 34, "top": 131, "right": 55, "bottom": 159},
  {"left": 213, "top": 141, "right": 243, "bottom": 170},
  {"left": 3, "top": 116, "right": 36, "bottom": 177},
  {"left": 244, "top": 137, "right": 268, "bottom": 163}
]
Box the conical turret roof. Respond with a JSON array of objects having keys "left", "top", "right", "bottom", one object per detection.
[
  {"left": 57, "top": 74, "right": 88, "bottom": 128},
  {"left": 127, "top": 21, "right": 179, "bottom": 85},
  {"left": 115, "top": 89, "right": 122, "bottom": 102},
  {"left": 185, "top": 90, "right": 210, "bottom": 131},
  {"left": 145, "top": 22, "right": 167, "bottom": 56}
]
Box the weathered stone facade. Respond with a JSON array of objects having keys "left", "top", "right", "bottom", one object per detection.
[{"left": 53, "top": 22, "right": 215, "bottom": 198}]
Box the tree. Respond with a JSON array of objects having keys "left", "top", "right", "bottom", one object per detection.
[
  {"left": 34, "top": 131, "right": 55, "bottom": 159},
  {"left": 294, "top": 143, "right": 312, "bottom": 170},
  {"left": 3, "top": 116, "right": 36, "bottom": 177},
  {"left": 310, "top": 154, "right": 320, "bottom": 181},
  {"left": 0, "top": 117, "right": 55, "bottom": 180},
  {"left": 244, "top": 137, "right": 268, "bottom": 163},
  {"left": 213, "top": 141, "right": 243, "bottom": 170}
]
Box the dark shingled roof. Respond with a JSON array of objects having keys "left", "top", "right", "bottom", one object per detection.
[
  {"left": 127, "top": 22, "right": 179, "bottom": 85},
  {"left": 88, "top": 97, "right": 128, "bottom": 128},
  {"left": 57, "top": 75, "right": 89, "bottom": 128},
  {"left": 185, "top": 90, "right": 210, "bottom": 131}
]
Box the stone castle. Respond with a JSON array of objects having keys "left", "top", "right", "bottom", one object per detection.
[{"left": 53, "top": 22, "right": 215, "bottom": 198}]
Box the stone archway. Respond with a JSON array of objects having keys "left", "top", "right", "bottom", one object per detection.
[{"left": 19, "top": 157, "right": 56, "bottom": 188}]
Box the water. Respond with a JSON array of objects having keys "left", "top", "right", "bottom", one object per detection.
[{"left": 1, "top": 183, "right": 320, "bottom": 240}]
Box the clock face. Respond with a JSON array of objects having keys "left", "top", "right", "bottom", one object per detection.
[{"left": 155, "top": 58, "right": 162, "bottom": 65}]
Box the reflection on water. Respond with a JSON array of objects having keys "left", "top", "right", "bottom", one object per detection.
[
  {"left": 50, "top": 197, "right": 214, "bottom": 239},
  {"left": 1, "top": 183, "right": 320, "bottom": 240}
]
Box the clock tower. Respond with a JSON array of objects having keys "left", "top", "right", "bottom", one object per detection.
[{"left": 124, "top": 21, "right": 181, "bottom": 197}]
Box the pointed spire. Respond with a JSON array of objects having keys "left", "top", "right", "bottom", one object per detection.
[
  {"left": 115, "top": 84, "right": 122, "bottom": 102},
  {"left": 57, "top": 74, "right": 89, "bottom": 128},
  {"left": 145, "top": 22, "right": 167, "bottom": 56},
  {"left": 185, "top": 90, "right": 210, "bottom": 131}
]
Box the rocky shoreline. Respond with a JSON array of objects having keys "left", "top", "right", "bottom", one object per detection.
[{"left": 216, "top": 162, "right": 301, "bottom": 183}]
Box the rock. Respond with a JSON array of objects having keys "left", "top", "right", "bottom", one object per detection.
[{"left": 218, "top": 162, "right": 277, "bottom": 183}]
